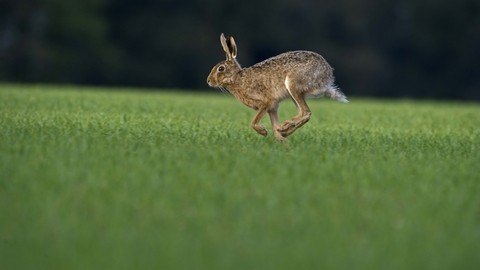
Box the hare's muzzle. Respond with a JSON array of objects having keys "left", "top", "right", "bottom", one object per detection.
[{"left": 207, "top": 76, "right": 216, "bottom": 87}]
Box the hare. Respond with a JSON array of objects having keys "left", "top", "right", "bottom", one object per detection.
[{"left": 207, "top": 33, "right": 348, "bottom": 142}]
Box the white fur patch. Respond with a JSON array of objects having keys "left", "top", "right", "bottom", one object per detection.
[
  {"left": 284, "top": 77, "right": 291, "bottom": 94},
  {"left": 285, "top": 76, "right": 302, "bottom": 110}
]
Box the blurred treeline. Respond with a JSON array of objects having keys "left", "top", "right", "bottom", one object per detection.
[{"left": 1, "top": 0, "right": 479, "bottom": 99}]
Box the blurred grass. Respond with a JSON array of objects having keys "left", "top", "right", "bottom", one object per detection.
[{"left": 1, "top": 84, "right": 479, "bottom": 270}]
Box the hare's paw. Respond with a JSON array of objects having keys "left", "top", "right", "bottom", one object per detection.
[
  {"left": 274, "top": 133, "right": 287, "bottom": 143},
  {"left": 278, "top": 121, "right": 296, "bottom": 137},
  {"left": 278, "top": 120, "right": 294, "bottom": 131},
  {"left": 252, "top": 124, "right": 268, "bottom": 137}
]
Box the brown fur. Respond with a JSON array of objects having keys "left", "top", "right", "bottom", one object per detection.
[{"left": 207, "top": 33, "right": 347, "bottom": 142}]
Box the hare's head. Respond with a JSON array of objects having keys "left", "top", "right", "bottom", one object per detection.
[{"left": 207, "top": 33, "right": 242, "bottom": 87}]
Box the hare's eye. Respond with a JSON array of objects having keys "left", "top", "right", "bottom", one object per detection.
[{"left": 218, "top": 66, "right": 225, "bottom": 72}]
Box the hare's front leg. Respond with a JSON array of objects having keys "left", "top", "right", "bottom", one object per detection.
[
  {"left": 268, "top": 107, "right": 286, "bottom": 142},
  {"left": 250, "top": 107, "right": 268, "bottom": 137}
]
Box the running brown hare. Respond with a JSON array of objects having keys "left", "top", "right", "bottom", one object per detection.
[{"left": 207, "top": 33, "right": 348, "bottom": 142}]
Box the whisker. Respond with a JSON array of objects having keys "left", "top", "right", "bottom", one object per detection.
[{"left": 218, "top": 86, "right": 230, "bottom": 96}]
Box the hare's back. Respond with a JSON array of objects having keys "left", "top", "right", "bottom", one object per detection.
[{"left": 251, "top": 51, "right": 332, "bottom": 73}]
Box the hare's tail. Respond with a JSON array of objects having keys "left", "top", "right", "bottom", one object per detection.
[{"left": 326, "top": 85, "right": 348, "bottom": 103}]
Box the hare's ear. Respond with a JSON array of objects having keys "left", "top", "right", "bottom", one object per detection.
[
  {"left": 220, "top": 33, "right": 237, "bottom": 60},
  {"left": 220, "top": 33, "right": 231, "bottom": 60},
  {"left": 227, "top": 36, "right": 237, "bottom": 59}
]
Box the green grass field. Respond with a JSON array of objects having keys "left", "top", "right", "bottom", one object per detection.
[{"left": 1, "top": 84, "right": 479, "bottom": 270}]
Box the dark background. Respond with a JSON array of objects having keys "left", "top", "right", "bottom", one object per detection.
[{"left": 1, "top": 0, "right": 479, "bottom": 99}]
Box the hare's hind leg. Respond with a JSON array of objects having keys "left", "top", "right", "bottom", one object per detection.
[{"left": 278, "top": 77, "right": 312, "bottom": 137}]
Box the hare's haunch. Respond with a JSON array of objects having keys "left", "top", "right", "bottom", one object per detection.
[{"left": 207, "top": 33, "right": 347, "bottom": 142}]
